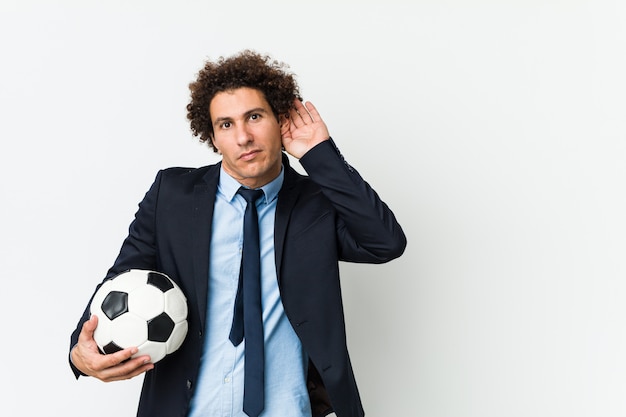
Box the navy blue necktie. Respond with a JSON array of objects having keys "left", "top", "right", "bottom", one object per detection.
[{"left": 229, "top": 187, "right": 265, "bottom": 417}]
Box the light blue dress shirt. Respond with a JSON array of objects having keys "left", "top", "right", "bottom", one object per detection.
[{"left": 188, "top": 166, "right": 311, "bottom": 417}]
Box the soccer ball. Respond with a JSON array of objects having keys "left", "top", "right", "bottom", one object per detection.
[{"left": 90, "top": 269, "right": 188, "bottom": 364}]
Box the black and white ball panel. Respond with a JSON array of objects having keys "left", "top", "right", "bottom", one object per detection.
[{"left": 90, "top": 269, "right": 188, "bottom": 364}]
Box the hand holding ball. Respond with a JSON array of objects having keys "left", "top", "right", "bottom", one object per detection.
[{"left": 90, "top": 269, "right": 188, "bottom": 364}]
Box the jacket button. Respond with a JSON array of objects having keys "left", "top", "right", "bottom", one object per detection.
[{"left": 186, "top": 380, "right": 192, "bottom": 390}]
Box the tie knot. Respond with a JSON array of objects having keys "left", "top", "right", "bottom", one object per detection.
[{"left": 238, "top": 187, "right": 264, "bottom": 204}]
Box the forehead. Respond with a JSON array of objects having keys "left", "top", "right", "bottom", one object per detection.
[{"left": 209, "top": 87, "right": 271, "bottom": 118}]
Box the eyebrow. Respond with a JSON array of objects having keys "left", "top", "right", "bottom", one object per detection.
[{"left": 213, "top": 107, "right": 269, "bottom": 127}]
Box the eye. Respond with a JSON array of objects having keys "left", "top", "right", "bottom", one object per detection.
[
  {"left": 249, "top": 113, "right": 261, "bottom": 121},
  {"left": 220, "top": 121, "right": 232, "bottom": 129}
]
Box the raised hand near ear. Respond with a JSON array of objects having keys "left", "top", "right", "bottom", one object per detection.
[{"left": 281, "top": 99, "right": 330, "bottom": 159}]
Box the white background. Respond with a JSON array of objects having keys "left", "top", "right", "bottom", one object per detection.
[{"left": 1, "top": 1, "right": 625, "bottom": 416}]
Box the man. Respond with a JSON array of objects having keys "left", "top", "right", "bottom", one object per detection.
[{"left": 70, "top": 50, "right": 406, "bottom": 417}]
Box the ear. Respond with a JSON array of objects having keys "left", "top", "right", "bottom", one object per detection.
[
  {"left": 208, "top": 135, "right": 221, "bottom": 154},
  {"left": 279, "top": 114, "right": 290, "bottom": 134}
]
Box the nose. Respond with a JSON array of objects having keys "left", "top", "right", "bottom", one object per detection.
[{"left": 235, "top": 123, "right": 253, "bottom": 146}]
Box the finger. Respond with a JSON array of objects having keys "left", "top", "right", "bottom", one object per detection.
[
  {"left": 99, "top": 355, "right": 154, "bottom": 382},
  {"left": 83, "top": 346, "right": 148, "bottom": 379},
  {"left": 99, "top": 346, "right": 141, "bottom": 369},
  {"left": 288, "top": 107, "right": 305, "bottom": 128},
  {"left": 304, "top": 101, "right": 321, "bottom": 122},
  {"left": 79, "top": 315, "right": 98, "bottom": 340},
  {"left": 289, "top": 113, "right": 301, "bottom": 133},
  {"left": 293, "top": 99, "right": 314, "bottom": 123},
  {"left": 76, "top": 316, "right": 100, "bottom": 352}
]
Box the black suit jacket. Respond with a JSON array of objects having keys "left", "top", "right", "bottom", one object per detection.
[{"left": 70, "top": 139, "right": 406, "bottom": 417}]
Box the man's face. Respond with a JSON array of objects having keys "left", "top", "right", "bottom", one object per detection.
[{"left": 210, "top": 87, "right": 285, "bottom": 189}]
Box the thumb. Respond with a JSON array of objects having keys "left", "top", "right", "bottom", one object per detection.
[{"left": 80, "top": 315, "right": 99, "bottom": 340}]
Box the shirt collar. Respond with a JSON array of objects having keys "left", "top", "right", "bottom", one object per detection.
[{"left": 218, "top": 165, "right": 284, "bottom": 205}]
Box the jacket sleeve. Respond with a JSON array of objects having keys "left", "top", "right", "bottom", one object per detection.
[{"left": 298, "top": 138, "right": 407, "bottom": 263}]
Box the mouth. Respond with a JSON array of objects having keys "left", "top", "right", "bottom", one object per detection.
[{"left": 239, "top": 150, "right": 260, "bottom": 161}]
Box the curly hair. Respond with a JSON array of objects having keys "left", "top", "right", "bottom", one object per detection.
[{"left": 186, "top": 50, "right": 301, "bottom": 152}]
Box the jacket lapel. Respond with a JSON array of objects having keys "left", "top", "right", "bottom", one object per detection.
[
  {"left": 274, "top": 154, "right": 302, "bottom": 284},
  {"left": 192, "top": 163, "right": 220, "bottom": 331}
]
